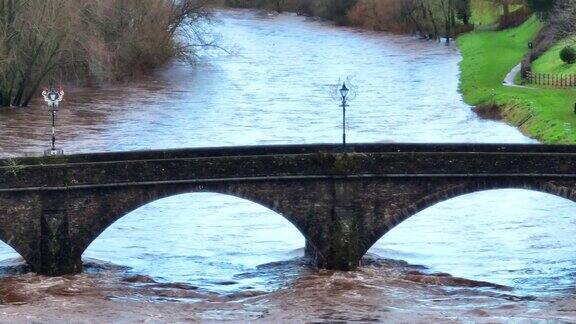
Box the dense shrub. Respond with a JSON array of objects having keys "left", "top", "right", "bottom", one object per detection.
[
  {"left": 347, "top": 0, "right": 407, "bottom": 33},
  {"left": 312, "top": 0, "right": 357, "bottom": 25},
  {"left": 560, "top": 46, "right": 576, "bottom": 64},
  {"left": 525, "top": 0, "right": 556, "bottom": 18}
]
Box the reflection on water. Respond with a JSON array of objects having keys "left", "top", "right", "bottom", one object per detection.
[{"left": 0, "top": 9, "right": 575, "bottom": 320}]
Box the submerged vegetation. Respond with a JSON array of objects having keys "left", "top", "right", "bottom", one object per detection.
[{"left": 0, "top": 0, "right": 213, "bottom": 107}]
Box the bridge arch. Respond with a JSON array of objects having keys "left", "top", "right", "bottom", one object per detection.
[
  {"left": 77, "top": 186, "right": 310, "bottom": 261},
  {"left": 363, "top": 179, "right": 576, "bottom": 256},
  {"left": 365, "top": 187, "right": 576, "bottom": 291},
  {"left": 81, "top": 191, "right": 305, "bottom": 285},
  {"left": 363, "top": 180, "right": 576, "bottom": 256}
]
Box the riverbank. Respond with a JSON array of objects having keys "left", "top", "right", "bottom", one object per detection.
[
  {"left": 457, "top": 17, "right": 576, "bottom": 143},
  {"left": 532, "top": 39, "right": 576, "bottom": 74}
]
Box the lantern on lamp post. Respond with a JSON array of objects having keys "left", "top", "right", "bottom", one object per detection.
[{"left": 41, "top": 85, "right": 65, "bottom": 156}]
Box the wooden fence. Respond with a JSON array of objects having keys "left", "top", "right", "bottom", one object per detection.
[{"left": 523, "top": 71, "right": 576, "bottom": 88}]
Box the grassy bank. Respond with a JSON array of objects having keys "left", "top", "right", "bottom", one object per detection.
[
  {"left": 532, "top": 39, "right": 576, "bottom": 74},
  {"left": 470, "top": 0, "right": 523, "bottom": 26},
  {"left": 457, "top": 17, "right": 576, "bottom": 143}
]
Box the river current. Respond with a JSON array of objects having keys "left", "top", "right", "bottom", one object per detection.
[{"left": 1, "top": 10, "right": 576, "bottom": 322}]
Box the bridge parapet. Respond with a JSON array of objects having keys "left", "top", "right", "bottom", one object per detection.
[
  {"left": 2, "top": 146, "right": 576, "bottom": 191},
  {"left": 7, "top": 143, "right": 576, "bottom": 165}
]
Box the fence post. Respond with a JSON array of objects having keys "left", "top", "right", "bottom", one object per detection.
[{"left": 555, "top": 74, "right": 558, "bottom": 87}]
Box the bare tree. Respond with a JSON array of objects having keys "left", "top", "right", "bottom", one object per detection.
[
  {"left": 550, "top": 0, "right": 576, "bottom": 41},
  {"left": 0, "top": 0, "right": 215, "bottom": 108}
]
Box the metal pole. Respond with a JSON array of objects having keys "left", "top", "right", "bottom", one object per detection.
[
  {"left": 342, "top": 97, "right": 347, "bottom": 147},
  {"left": 51, "top": 104, "right": 56, "bottom": 151}
]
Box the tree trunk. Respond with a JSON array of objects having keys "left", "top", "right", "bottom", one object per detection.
[{"left": 502, "top": 0, "right": 510, "bottom": 24}]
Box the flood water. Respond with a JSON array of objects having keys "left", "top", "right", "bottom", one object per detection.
[{"left": 1, "top": 10, "right": 576, "bottom": 322}]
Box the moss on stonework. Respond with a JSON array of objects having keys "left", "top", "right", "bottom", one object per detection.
[
  {"left": 40, "top": 155, "right": 69, "bottom": 165},
  {"left": 333, "top": 154, "right": 361, "bottom": 174},
  {"left": 331, "top": 214, "right": 361, "bottom": 270}
]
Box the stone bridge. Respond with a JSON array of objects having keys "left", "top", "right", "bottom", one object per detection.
[{"left": 1, "top": 143, "right": 576, "bottom": 276}]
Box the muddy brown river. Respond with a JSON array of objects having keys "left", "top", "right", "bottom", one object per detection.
[{"left": 1, "top": 10, "right": 576, "bottom": 323}]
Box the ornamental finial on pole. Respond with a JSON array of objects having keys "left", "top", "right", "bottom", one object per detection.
[{"left": 42, "top": 85, "right": 65, "bottom": 108}]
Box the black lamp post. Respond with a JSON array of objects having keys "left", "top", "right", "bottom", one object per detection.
[
  {"left": 340, "top": 82, "right": 349, "bottom": 147},
  {"left": 41, "top": 85, "right": 64, "bottom": 156}
]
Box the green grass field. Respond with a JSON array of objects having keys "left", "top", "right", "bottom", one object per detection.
[
  {"left": 470, "top": 0, "right": 525, "bottom": 26},
  {"left": 458, "top": 16, "right": 576, "bottom": 143},
  {"left": 532, "top": 39, "right": 576, "bottom": 74},
  {"left": 471, "top": 0, "right": 500, "bottom": 25}
]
